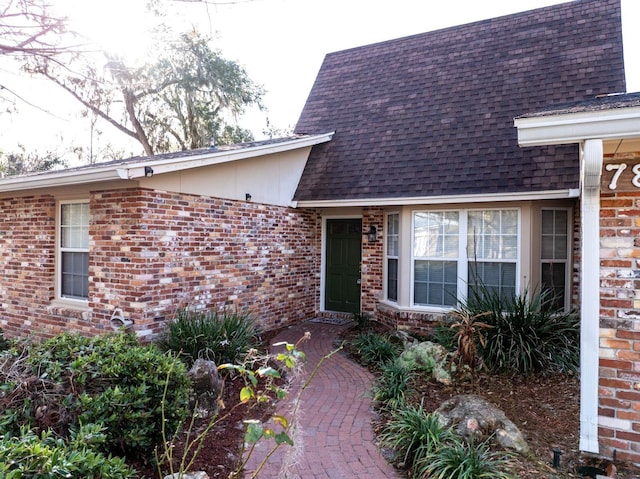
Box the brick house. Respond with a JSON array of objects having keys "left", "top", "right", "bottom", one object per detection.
[{"left": 0, "top": 0, "right": 634, "bottom": 461}]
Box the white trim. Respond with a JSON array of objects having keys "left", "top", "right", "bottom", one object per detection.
[
  {"left": 579, "top": 139, "right": 602, "bottom": 454},
  {"left": 57, "top": 199, "right": 90, "bottom": 303},
  {"left": 0, "top": 133, "right": 334, "bottom": 193},
  {"left": 384, "top": 212, "right": 400, "bottom": 303},
  {"left": 296, "top": 189, "right": 578, "bottom": 208},
  {"left": 515, "top": 106, "right": 640, "bottom": 146}
]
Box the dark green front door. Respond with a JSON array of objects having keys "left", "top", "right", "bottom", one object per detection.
[{"left": 325, "top": 219, "right": 362, "bottom": 313}]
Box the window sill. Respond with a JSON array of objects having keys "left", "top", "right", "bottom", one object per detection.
[
  {"left": 378, "top": 300, "right": 454, "bottom": 315},
  {"left": 48, "top": 299, "right": 91, "bottom": 320}
]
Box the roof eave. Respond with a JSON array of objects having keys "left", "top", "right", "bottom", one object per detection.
[
  {"left": 295, "top": 189, "right": 579, "bottom": 208},
  {"left": 515, "top": 107, "right": 640, "bottom": 146},
  {"left": 0, "top": 132, "right": 334, "bottom": 193},
  {"left": 121, "top": 132, "right": 335, "bottom": 179}
]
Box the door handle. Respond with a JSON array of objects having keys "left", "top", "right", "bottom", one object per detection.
[{"left": 356, "top": 279, "right": 362, "bottom": 285}]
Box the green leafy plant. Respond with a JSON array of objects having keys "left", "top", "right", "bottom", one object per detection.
[
  {"left": 159, "top": 308, "right": 258, "bottom": 367},
  {"left": 373, "top": 357, "right": 412, "bottom": 410},
  {"left": 18, "top": 333, "right": 191, "bottom": 458},
  {"left": 351, "top": 331, "right": 402, "bottom": 369},
  {"left": 417, "top": 436, "right": 514, "bottom": 479},
  {"left": 461, "top": 286, "right": 580, "bottom": 374},
  {"left": 0, "top": 425, "right": 137, "bottom": 478},
  {"left": 379, "top": 401, "right": 454, "bottom": 473}
]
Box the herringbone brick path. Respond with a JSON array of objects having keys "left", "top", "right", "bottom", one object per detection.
[{"left": 243, "top": 321, "right": 401, "bottom": 478}]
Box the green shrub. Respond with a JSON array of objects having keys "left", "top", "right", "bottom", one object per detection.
[
  {"left": 416, "top": 436, "right": 513, "bottom": 479},
  {"left": 462, "top": 286, "right": 580, "bottom": 374},
  {"left": 373, "top": 358, "right": 412, "bottom": 410},
  {"left": 20, "top": 332, "right": 191, "bottom": 458},
  {"left": 159, "top": 308, "right": 258, "bottom": 366},
  {"left": 379, "top": 401, "right": 454, "bottom": 473},
  {"left": 0, "top": 425, "right": 137, "bottom": 478},
  {"left": 351, "top": 331, "right": 402, "bottom": 369}
]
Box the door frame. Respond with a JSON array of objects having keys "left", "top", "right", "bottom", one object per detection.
[{"left": 320, "top": 214, "right": 363, "bottom": 312}]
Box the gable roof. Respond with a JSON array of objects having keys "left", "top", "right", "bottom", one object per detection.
[
  {"left": 293, "top": 0, "right": 625, "bottom": 204},
  {"left": 0, "top": 133, "right": 333, "bottom": 193}
]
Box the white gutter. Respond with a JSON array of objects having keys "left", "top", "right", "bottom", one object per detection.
[
  {"left": 294, "top": 189, "right": 579, "bottom": 208},
  {"left": 0, "top": 132, "right": 334, "bottom": 193},
  {"left": 515, "top": 106, "right": 640, "bottom": 146}
]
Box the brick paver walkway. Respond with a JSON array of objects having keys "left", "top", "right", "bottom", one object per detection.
[{"left": 243, "top": 320, "right": 401, "bottom": 478}]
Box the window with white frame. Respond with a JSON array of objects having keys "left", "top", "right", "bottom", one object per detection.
[
  {"left": 386, "top": 213, "right": 399, "bottom": 301},
  {"left": 541, "top": 209, "right": 569, "bottom": 311},
  {"left": 412, "top": 209, "right": 518, "bottom": 307},
  {"left": 59, "top": 201, "right": 89, "bottom": 300}
]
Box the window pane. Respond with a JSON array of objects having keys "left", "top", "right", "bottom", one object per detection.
[
  {"left": 542, "top": 262, "right": 566, "bottom": 311},
  {"left": 387, "top": 258, "right": 398, "bottom": 301},
  {"left": 468, "top": 210, "right": 517, "bottom": 260},
  {"left": 468, "top": 261, "right": 516, "bottom": 302},
  {"left": 61, "top": 252, "right": 89, "bottom": 299},
  {"left": 413, "top": 211, "right": 459, "bottom": 258},
  {"left": 61, "top": 203, "right": 89, "bottom": 248},
  {"left": 387, "top": 214, "right": 399, "bottom": 256},
  {"left": 414, "top": 260, "right": 457, "bottom": 306},
  {"left": 541, "top": 209, "right": 568, "bottom": 260}
]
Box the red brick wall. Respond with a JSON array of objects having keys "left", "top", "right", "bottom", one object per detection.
[
  {"left": 0, "top": 195, "right": 57, "bottom": 337},
  {"left": 361, "top": 208, "right": 384, "bottom": 314},
  {"left": 1, "top": 188, "right": 321, "bottom": 340},
  {"left": 598, "top": 153, "right": 640, "bottom": 463}
]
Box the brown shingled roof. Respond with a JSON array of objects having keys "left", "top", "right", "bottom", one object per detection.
[{"left": 293, "top": 0, "right": 625, "bottom": 202}]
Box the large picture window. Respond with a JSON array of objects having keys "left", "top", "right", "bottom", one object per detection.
[
  {"left": 59, "top": 201, "right": 89, "bottom": 300},
  {"left": 412, "top": 209, "right": 518, "bottom": 307}
]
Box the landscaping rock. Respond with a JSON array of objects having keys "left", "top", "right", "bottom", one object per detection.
[
  {"left": 434, "top": 394, "right": 530, "bottom": 454},
  {"left": 164, "top": 472, "right": 209, "bottom": 479},
  {"left": 398, "top": 341, "right": 453, "bottom": 384},
  {"left": 187, "top": 359, "right": 223, "bottom": 418}
]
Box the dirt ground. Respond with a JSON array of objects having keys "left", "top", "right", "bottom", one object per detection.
[{"left": 131, "top": 324, "right": 640, "bottom": 478}]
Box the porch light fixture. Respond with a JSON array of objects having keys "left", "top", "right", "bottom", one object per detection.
[
  {"left": 144, "top": 166, "right": 154, "bottom": 177},
  {"left": 245, "top": 193, "right": 252, "bottom": 201},
  {"left": 363, "top": 225, "right": 377, "bottom": 243}
]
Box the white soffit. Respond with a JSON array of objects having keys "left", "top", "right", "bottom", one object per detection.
[{"left": 515, "top": 106, "right": 640, "bottom": 146}]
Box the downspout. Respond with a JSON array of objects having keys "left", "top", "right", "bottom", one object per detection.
[{"left": 580, "top": 138, "right": 603, "bottom": 453}]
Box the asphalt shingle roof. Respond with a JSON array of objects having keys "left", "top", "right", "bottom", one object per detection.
[{"left": 293, "top": 0, "right": 626, "bottom": 202}]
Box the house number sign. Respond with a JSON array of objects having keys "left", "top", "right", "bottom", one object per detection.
[{"left": 602, "top": 159, "right": 640, "bottom": 192}]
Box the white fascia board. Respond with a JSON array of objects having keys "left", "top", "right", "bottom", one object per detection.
[
  {"left": 295, "top": 189, "right": 579, "bottom": 208},
  {"left": 121, "top": 132, "right": 334, "bottom": 179},
  {"left": 0, "top": 133, "right": 334, "bottom": 193},
  {"left": 0, "top": 168, "right": 127, "bottom": 193},
  {"left": 515, "top": 107, "right": 640, "bottom": 146}
]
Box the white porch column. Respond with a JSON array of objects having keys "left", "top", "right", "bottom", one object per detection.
[{"left": 580, "top": 138, "right": 603, "bottom": 453}]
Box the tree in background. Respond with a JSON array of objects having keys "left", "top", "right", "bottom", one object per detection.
[
  {"left": 2, "top": 1, "right": 266, "bottom": 159},
  {"left": 0, "top": 0, "right": 72, "bottom": 58},
  {"left": 0, "top": 145, "right": 67, "bottom": 176}
]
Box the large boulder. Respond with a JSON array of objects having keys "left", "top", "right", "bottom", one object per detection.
[
  {"left": 187, "top": 359, "right": 223, "bottom": 418},
  {"left": 398, "top": 341, "right": 454, "bottom": 385},
  {"left": 434, "top": 394, "right": 529, "bottom": 454}
]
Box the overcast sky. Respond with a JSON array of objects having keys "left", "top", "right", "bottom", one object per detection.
[{"left": 1, "top": 0, "right": 638, "bottom": 159}]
